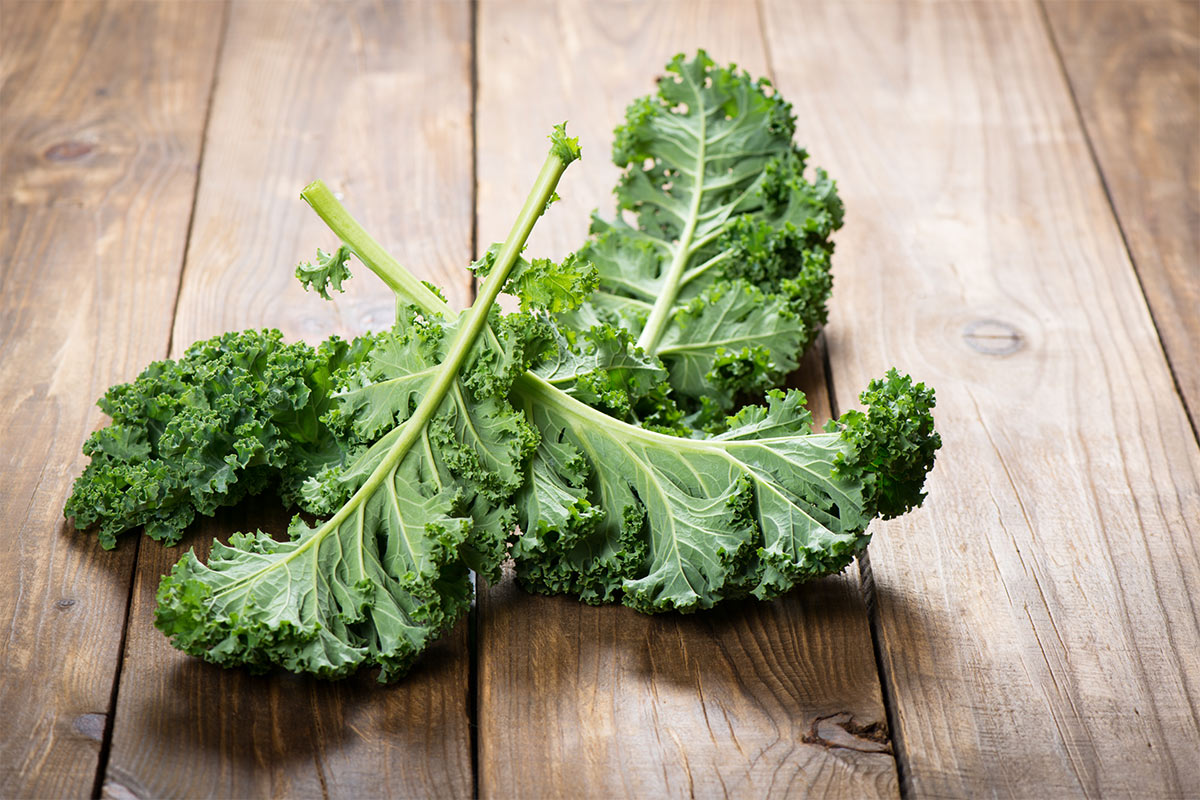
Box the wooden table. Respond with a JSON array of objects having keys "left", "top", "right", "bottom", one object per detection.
[{"left": 3, "top": 1, "right": 1197, "bottom": 797}]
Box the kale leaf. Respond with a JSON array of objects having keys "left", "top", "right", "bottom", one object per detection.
[
  {"left": 509, "top": 367, "right": 939, "bottom": 610},
  {"left": 150, "top": 127, "right": 583, "bottom": 679},
  {"left": 64, "top": 330, "right": 373, "bottom": 549},
  {"left": 563, "top": 51, "right": 843, "bottom": 414}
]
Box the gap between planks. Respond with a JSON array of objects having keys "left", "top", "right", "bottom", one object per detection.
[
  {"left": 754, "top": 0, "right": 911, "bottom": 792},
  {"left": 467, "top": 1, "right": 483, "bottom": 799}
]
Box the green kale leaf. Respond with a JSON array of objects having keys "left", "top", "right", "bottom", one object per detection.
[
  {"left": 64, "top": 329, "right": 373, "bottom": 548},
  {"left": 155, "top": 309, "right": 540, "bottom": 680},
  {"left": 563, "top": 51, "right": 843, "bottom": 411},
  {"left": 151, "top": 128, "right": 580, "bottom": 680},
  {"left": 510, "top": 368, "right": 939, "bottom": 610}
]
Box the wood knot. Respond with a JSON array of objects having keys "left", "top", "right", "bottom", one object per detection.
[
  {"left": 73, "top": 713, "right": 107, "bottom": 741},
  {"left": 801, "top": 712, "right": 892, "bottom": 754},
  {"left": 55, "top": 598, "right": 77, "bottom": 610},
  {"left": 44, "top": 141, "right": 94, "bottom": 161},
  {"left": 962, "top": 319, "right": 1023, "bottom": 356}
]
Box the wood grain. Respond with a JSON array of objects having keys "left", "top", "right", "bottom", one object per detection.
[
  {"left": 474, "top": 2, "right": 896, "bottom": 796},
  {"left": 170, "top": 0, "right": 476, "bottom": 349},
  {"left": 8, "top": 1, "right": 1195, "bottom": 795},
  {"left": 102, "top": 1, "right": 476, "bottom": 796},
  {"left": 1043, "top": 0, "right": 1200, "bottom": 432},
  {"left": 480, "top": 570, "right": 896, "bottom": 798},
  {"left": 762, "top": 0, "right": 1200, "bottom": 795},
  {"left": 0, "top": 1, "right": 223, "bottom": 795}
]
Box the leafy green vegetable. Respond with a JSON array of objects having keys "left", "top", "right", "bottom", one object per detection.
[
  {"left": 151, "top": 127, "right": 583, "bottom": 679},
  {"left": 305, "top": 169, "right": 940, "bottom": 616},
  {"left": 64, "top": 330, "right": 372, "bottom": 549},
  {"left": 66, "top": 60, "right": 940, "bottom": 683},
  {"left": 564, "top": 50, "right": 843, "bottom": 413}
]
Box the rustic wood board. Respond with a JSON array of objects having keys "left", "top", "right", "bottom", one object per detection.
[
  {"left": 101, "top": 1, "right": 476, "bottom": 797},
  {"left": 473, "top": 1, "right": 897, "bottom": 797},
  {"left": 762, "top": 0, "right": 1200, "bottom": 795},
  {"left": 0, "top": 1, "right": 223, "bottom": 796},
  {"left": 5, "top": 0, "right": 1199, "bottom": 795},
  {"left": 1044, "top": 0, "right": 1200, "bottom": 432},
  {"left": 168, "top": 0, "right": 475, "bottom": 349}
]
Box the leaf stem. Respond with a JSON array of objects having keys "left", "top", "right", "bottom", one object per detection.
[
  {"left": 331, "top": 146, "right": 572, "bottom": 517},
  {"left": 635, "top": 74, "right": 708, "bottom": 354},
  {"left": 257, "top": 144, "right": 577, "bottom": 576},
  {"left": 301, "top": 180, "right": 457, "bottom": 320},
  {"left": 466, "top": 151, "right": 572, "bottom": 334}
]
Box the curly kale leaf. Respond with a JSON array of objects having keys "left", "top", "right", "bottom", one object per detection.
[
  {"left": 153, "top": 132, "right": 578, "bottom": 680},
  {"left": 563, "top": 51, "right": 843, "bottom": 411},
  {"left": 511, "top": 370, "right": 939, "bottom": 610},
  {"left": 64, "top": 330, "right": 373, "bottom": 549},
  {"left": 155, "top": 311, "right": 538, "bottom": 680},
  {"left": 296, "top": 245, "right": 353, "bottom": 300}
]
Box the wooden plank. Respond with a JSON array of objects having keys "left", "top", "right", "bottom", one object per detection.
[
  {"left": 762, "top": 1, "right": 1200, "bottom": 795},
  {"left": 102, "top": 2, "right": 476, "bottom": 797},
  {"left": 0, "top": 1, "right": 223, "bottom": 795},
  {"left": 1043, "top": 0, "right": 1200, "bottom": 431},
  {"left": 474, "top": 2, "right": 897, "bottom": 796},
  {"left": 169, "top": 1, "right": 475, "bottom": 348}
]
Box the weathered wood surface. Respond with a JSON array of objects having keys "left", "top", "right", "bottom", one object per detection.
[
  {"left": 3, "top": 0, "right": 1199, "bottom": 796},
  {"left": 0, "top": 2, "right": 223, "bottom": 796},
  {"left": 1044, "top": 0, "right": 1200, "bottom": 433},
  {"left": 102, "top": 2, "right": 476, "bottom": 797},
  {"left": 473, "top": 2, "right": 897, "bottom": 797},
  {"left": 169, "top": 0, "right": 475, "bottom": 349},
  {"left": 762, "top": 0, "right": 1200, "bottom": 796}
]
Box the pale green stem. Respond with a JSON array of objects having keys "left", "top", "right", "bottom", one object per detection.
[
  {"left": 635, "top": 78, "right": 708, "bottom": 354},
  {"left": 513, "top": 371, "right": 838, "bottom": 453},
  {"left": 324, "top": 148, "right": 571, "bottom": 529},
  {"left": 301, "top": 180, "right": 457, "bottom": 321}
]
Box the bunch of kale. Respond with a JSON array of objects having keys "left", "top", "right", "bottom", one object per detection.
[{"left": 65, "top": 54, "right": 940, "bottom": 681}]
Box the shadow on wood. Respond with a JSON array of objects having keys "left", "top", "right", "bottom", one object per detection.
[{"left": 478, "top": 564, "right": 904, "bottom": 798}]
